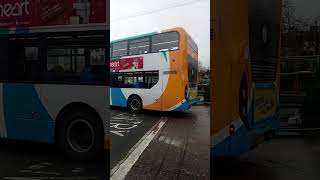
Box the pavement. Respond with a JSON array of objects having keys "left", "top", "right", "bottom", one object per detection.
[
  {"left": 212, "top": 132, "right": 320, "bottom": 180},
  {"left": 0, "top": 140, "right": 108, "bottom": 180},
  {"left": 111, "top": 105, "right": 210, "bottom": 180},
  {"left": 110, "top": 108, "right": 161, "bottom": 168}
]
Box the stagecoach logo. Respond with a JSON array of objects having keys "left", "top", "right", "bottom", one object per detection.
[
  {"left": 110, "top": 57, "right": 144, "bottom": 71},
  {"left": 0, "top": 0, "right": 30, "bottom": 17}
]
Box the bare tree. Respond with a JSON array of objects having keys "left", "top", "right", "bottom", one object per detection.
[
  {"left": 295, "top": 17, "right": 312, "bottom": 31},
  {"left": 198, "top": 61, "right": 205, "bottom": 71},
  {"left": 282, "top": 0, "right": 296, "bottom": 32}
]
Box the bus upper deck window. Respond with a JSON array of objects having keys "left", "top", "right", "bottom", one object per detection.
[
  {"left": 152, "top": 32, "right": 179, "bottom": 53},
  {"left": 113, "top": 41, "right": 128, "bottom": 57},
  {"left": 129, "top": 37, "right": 150, "bottom": 56}
]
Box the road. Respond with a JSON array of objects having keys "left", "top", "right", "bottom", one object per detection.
[
  {"left": 0, "top": 140, "right": 108, "bottom": 180},
  {"left": 110, "top": 105, "right": 210, "bottom": 179},
  {"left": 212, "top": 133, "right": 320, "bottom": 180},
  {"left": 110, "top": 107, "right": 164, "bottom": 169}
]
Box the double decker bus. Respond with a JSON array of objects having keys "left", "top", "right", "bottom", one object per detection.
[
  {"left": 0, "top": 24, "right": 109, "bottom": 160},
  {"left": 211, "top": 0, "right": 282, "bottom": 156},
  {"left": 110, "top": 27, "right": 198, "bottom": 112}
]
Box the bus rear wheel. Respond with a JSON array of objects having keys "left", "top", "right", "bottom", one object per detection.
[
  {"left": 128, "top": 96, "right": 142, "bottom": 113},
  {"left": 57, "top": 111, "right": 103, "bottom": 161}
]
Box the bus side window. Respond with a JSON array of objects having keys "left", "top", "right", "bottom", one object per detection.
[
  {"left": 117, "top": 74, "right": 123, "bottom": 87},
  {"left": 113, "top": 72, "right": 124, "bottom": 88},
  {"left": 144, "top": 71, "right": 159, "bottom": 88},
  {"left": 90, "top": 48, "right": 105, "bottom": 65},
  {"left": 83, "top": 48, "right": 107, "bottom": 84},
  {"left": 46, "top": 48, "right": 86, "bottom": 83},
  {"left": 8, "top": 44, "right": 25, "bottom": 81},
  {"left": 124, "top": 73, "right": 134, "bottom": 88},
  {"left": 111, "top": 73, "right": 123, "bottom": 87},
  {"left": 133, "top": 72, "right": 144, "bottom": 88},
  {"left": 151, "top": 32, "right": 179, "bottom": 53},
  {"left": 112, "top": 41, "right": 128, "bottom": 57},
  {"left": 137, "top": 75, "right": 144, "bottom": 88},
  {"left": 24, "top": 47, "right": 40, "bottom": 82},
  {"left": 112, "top": 71, "right": 159, "bottom": 89},
  {"left": 0, "top": 36, "right": 9, "bottom": 81},
  {"left": 129, "top": 38, "right": 150, "bottom": 56}
]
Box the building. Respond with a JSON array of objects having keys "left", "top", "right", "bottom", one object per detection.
[{"left": 197, "top": 69, "right": 210, "bottom": 102}]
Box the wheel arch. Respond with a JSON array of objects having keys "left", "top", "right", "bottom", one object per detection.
[
  {"left": 127, "top": 94, "right": 143, "bottom": 106},
  {"left": 54, "top": 102, "right": 104, "bottom": 143}
]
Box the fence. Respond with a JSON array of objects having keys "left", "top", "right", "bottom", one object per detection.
[{"left": 280, "top": 56, "right": 320, "bottom": 133}]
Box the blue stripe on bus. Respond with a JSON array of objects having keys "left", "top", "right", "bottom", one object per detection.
[
  {"left": 212, "top": 83, "right": 279, "bottom": 157},
  {"left": 3, "top": 83, "right": 55, "bottom": 143},
  {"left": 251, "top": 116, "right": 279, "bottom": 136},
  {"left": 212, "top": 116, "right": 279, "bottom": 157},
  {"left": 172, "top": 101, "right": 189, "bottom": 111},
  {"left": 111, "top": 88, "right": 127, "bottom": 107},
  {"left": 212, "top": 125, "right": 251, "bottom": 157},
  {"left": 171, "top": 99, "right": 198, "bottom": 112}
]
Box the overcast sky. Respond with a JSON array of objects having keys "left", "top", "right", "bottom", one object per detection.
[
  {"left": 291, "top": 0, "right": 320, "bottom": 18},
  {"left": 110, "top": 0, "right": 210, "bottom": 68}
]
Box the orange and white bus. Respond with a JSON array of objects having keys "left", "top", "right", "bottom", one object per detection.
[
  {"left": 211, "top": 0, "right": 282, "bottom": 156},
  {"left": 110, "top": 27, "right": 198, "bottom": 112}
]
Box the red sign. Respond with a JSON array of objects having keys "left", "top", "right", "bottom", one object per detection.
[
  {"left": 39, "top": 0, "right": 65, "bottom": 23},
  {"left": 0, "top": 0, "right": 106, "bottom": 28},
  {"left": 90, "top": 0, "right": 107, "bottom": 23},
  {"left": 0, "top": 0, "right": 34, "bottom": 27},
  {"left": 111, "top": 57, "right": 144, "bottom": 70}
]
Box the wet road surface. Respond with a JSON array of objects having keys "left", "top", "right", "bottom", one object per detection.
[
  {"left": 111, "top": 105, "right": 210, "bottom": 179},
  {"left": 110, "top": 107, "right": 162, "bottom": 168},
  {"left": 212, "top": 133, "right": 320, "bottom": 180},
  {"left": 0, "top": 140, "right": 108, "bottom": 180}
]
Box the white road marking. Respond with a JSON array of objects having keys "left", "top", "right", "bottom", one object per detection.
[
  {"left": 110, "top": 117, "right": 168, "bottom": 180},
  {"left": 110, "top": 123, "right": 137, "bottom": 130},
  {"left": 110, "top": 114, "right": 143, "bottom": 137},
  {"left": 19, "top": 162, "right": 61, "bottom": 176},
  {"left": 111, "top": 130, "right": 127, "bottom": 137}
]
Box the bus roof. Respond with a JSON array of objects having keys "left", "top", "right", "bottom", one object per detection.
[
  {"left": 0, "top": 23, "right": 109, "bottom": 35},
  {"left": 111, "top": 27, "right": 188, "bottom": 43},
  {"left": 111, "top": 32, "right": 158, "bottom": 43}
]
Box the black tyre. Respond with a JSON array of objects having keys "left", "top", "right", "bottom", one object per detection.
[
  {"left": 128, "top": 96, "right": 142, "bottom": 113},
  {"left": 57, "top": 111, "right": 103, "bottom": 161}
]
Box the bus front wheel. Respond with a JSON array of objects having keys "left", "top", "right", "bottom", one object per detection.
[
  {"left": 57, "top": 111, "right": 103, "bottom": 161},
  {"left": 128, "top": 96, "right": 142, "bottom": 113}
]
